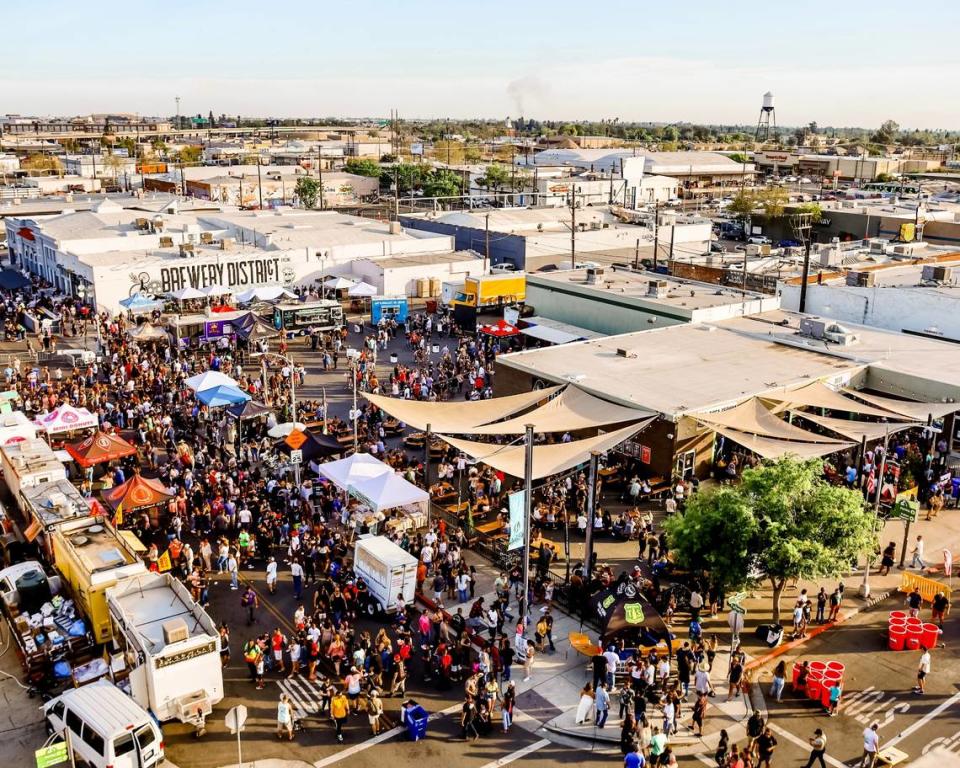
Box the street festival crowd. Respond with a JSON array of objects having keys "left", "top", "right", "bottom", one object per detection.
[{"left": 0, "top": 278, "right": 955, "bottom": 766}]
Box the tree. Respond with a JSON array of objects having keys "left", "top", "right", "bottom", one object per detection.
[
  {"left": 101, "top": 153, "right": 125, "bottom": 180},
  {"left": 759, "top": 187, "right": 788, "bottom": 219},
  {"left": 432, "top": 140, "right": 465, "bottom": 165},
  {"left": 177, "top": 145, "right": 202, "bottom": 164},
  {"left": 795, "top": 201, "right": 823, "bottom": 223},
  {"left": 343, "top": 158, "right": 381, "bottom": 177},
  {"left": 664, "top": 458, "right": 874, "bottom": 623},
  {"left": 872, "top": 119, "right": 900, "bottom": 144},
  {"left": 421, "top": 169, "right": 464, "bottom": 199},
  {"left": 294, "top": 176, "right": 321, "bottom": 209},
  {"left": 727, "top": 189, "right": 756, "bottom": 221},
  {"left": 21, "top": 154, "right": 63, "bottom": 175},
  {"left": 478, "top": 164, "right": 510, "bottom": 194},
  {"left": 381, "top": 164, "right": 423, "bottom": 195}
]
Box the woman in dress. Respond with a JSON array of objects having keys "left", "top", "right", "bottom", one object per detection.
[{"left": 575, "top": 682, "right": 596, "bottom": 724}]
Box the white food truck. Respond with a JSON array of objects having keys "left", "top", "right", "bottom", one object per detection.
[
  {"left": 353, "top": 534, "right": 418, "bottom": 616},
  {"left": 106, "top": 572, "right": 222, "bottom": 734}
]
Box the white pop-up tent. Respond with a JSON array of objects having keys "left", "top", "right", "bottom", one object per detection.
[{"left": 318, "top": 453, "right": 428, "bottom": 516}]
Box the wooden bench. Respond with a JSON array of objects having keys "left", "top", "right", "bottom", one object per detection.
[{"left": 875, "top": 747, "right": 909, "bottom": 767}]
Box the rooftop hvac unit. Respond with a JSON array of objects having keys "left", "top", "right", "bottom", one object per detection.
[
  {"left": 799, "top": 317, "right": 828, "bottom": 339},
  {"left": 199, "top": 232, "right": 213, "bottom": 244},
  {"left": 159, "top": 236, "right": 174, "bottom": 248},
  {"left": 162, "top": 618, "right": 190, "bottom": 645},
  {"left": 819, "top": 245, "right": 842, "bottom": 268},
  {"left": 178, "top": 243, "right": 195, "bottom": 258},
  {"left": 845, "top": 270, "right": 875, "bottom": 287},
  {"left": 585, "top": 267, "right": 605, "bottom": 285},
  {"left": 868, "top": 238, "right": 889, "bottom": 254},
  {"left": 135, "top": 218, "right": 150, "bottom": 231},
  {"left": 823, "top": 322, "right": 858, "bottom": 346},
  {"left": 220, "top": 237, "right": 234, "bottom": 250},
  {"left": 152, "top": 216, "right": 164, "bottom": 232},
  {"left": 646, "top": 279, "right": 669, "bottom": 298},
  {"left": 922, "top": 265, "right": 953, "bottom": 283},
  {"left": 590, "top": 221, "right": 602, "bottom": 230}
]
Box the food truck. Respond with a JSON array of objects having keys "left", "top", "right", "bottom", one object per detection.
[{"left": 371, "top": 297, "right": 409, "bottom": 326}]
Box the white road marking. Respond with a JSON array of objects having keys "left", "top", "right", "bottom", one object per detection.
[
  {"left": 767, "top": 723, "right": 848, "bottom": 768},
  {"left": 694, "top": 754, "right": 714, "bottom": 767},
  {"left": 312, "top": 702, "right": 462, "bottom": 767},
  {"left": 886, "top": 690, "right": 960, "bottom": 748},
  {"left": 477, "top": 738, "right": 551, "bottom": 768}
]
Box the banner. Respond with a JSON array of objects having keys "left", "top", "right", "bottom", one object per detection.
[
  {"left": 945, "top": 549, "right": 953, "bottom": 577},
  {"left": 507, "top": 490, "right": 526, "bottom": 551}
]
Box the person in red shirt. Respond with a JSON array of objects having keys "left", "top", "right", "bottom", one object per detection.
[{"left": 271, "top": 628, "right": 287, "bottom": 674}]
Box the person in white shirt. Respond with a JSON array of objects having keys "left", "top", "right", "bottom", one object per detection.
[
  {"left": 265, "top": 557, "right": 278, "bottom": 594},
  {"left": 915, "top": 647, "right": 932, "bottom": 694},
  {"left": 602, "top": 647, "right": 620, "bottom": 688},
  {"left": 861, "top": 723, "right": 880, "bottom": 768}
]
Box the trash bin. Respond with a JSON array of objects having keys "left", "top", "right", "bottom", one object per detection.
[
  {"left": 426, "top": 299, "right": 438, "bottom": 314},
  {"left": 405, "top": 705, "right": 429, "bottom": 741}
]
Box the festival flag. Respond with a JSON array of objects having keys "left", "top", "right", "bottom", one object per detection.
[
  {"left": 157, "top": 549, "right": 172, "bottom": 573},
  {"left": 112, "top": 499, "right": 124, "bottom": 527},
  {"left": 322, "top": 387, "right": 328, "bottom": 435}
]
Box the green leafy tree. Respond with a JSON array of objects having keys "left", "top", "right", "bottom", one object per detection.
[
  {"left": 478, "top": 164, "right": 510, "bottom": 194},
  {"left": 381, "top": 164, "right": 423, "bottom": 195},
  {"left": 294, "top": 176, "right": 321, "bottom": 209},
  {"left": 177, "top": 145, "right": 202, "bottom": 164},
  {"left": 760, "top": 187, "right": 788, "bottom": 219},
  {"left": 21, "top": 154, "right": 64, "bottom": 175},
  {"left": 421, "top": 169, "right": 464, "bottom": 199},
  {"left": 795, "top": 201, "right": 823, "bottom": 223},
  {"left": 343, "top": 158, "right": 382, "bottom": 177},
  {"left": 872, "top": 119, "right": 900, "bottom": 144},
  {"left": 727, "top": 189, "right": 756, "bottom": 221}
]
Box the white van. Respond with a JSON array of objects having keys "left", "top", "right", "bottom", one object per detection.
[{"left": 44, "top": 680, "right": 164, "bottom": 768}]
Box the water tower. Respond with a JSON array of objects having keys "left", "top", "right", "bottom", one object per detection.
[{"left": 755, "top": 91, "right": 776, "bottom": 142}]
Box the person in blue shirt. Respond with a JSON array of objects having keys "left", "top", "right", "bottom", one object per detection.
[
  {"left": 844, "top": 464, "right": 858, "bottom": 487},
  {"left": 595, "top": 681, "right": 611, "bottom": 728},
  {"left": 624, "top": 746, "right": 645, "bottom": 768}
]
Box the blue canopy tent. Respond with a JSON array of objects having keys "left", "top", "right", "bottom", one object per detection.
[
  {"left": 197, "top": 385, "right": 251, "bottom": 408},
  {"left": 119, "top": 292, "right": 164, "bottom": 311}
]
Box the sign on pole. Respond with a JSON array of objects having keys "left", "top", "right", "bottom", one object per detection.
[
  {"left": 507, "top": 490, "right": 526, "bottom": 551},
  {"left": 289, "top": 449, "right": 303, "bottom": 465},
  {"left": 35, "top": 743, "right": 68, "bottom": 768},
  {"left": 225, "top": 704, "right": 248, "bottom": 734}
]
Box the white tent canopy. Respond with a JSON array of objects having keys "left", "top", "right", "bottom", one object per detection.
[
  {"left": 348, "top": 281, "right": 378, "bottom": 297},
  {"left": 34, "top": 404, "right": 98, "bottom": 434},
  {"left": 185, "top": 371, "right": 239, "bottom": 393},
  {"left": 318, "top": 452, "right": 392, "bottom": 489},
  {"left": 236, "top": 286, "right": 297, "bottom": 303},
  {"left": 324, "top": 277, "right": 356, "bottom": 290},
  {"left": 349, "top": 471, "right": 428, "bottom": 513},
  {"left": 363, "top": 386, "right": 563, "bottom": 433},
  {"left": 200, "top": 284, "right": 233, "bottom": 297},
  {"left": 267, "top": 421, "right": 308, "bottom": 439},
  {"left": 168, "top": 287, "right": 206, "bottom": 301}
]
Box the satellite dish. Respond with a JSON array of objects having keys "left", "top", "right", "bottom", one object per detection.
[{"left": 87, "top": 525, "right": 104, "bottom": 534}]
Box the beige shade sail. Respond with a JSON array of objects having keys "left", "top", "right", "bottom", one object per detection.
[
  {"left": 712, "top": 424, "right": 854, "bottom": 461},
  {"left": 363, "top": 385, "right": 563, "bottom": 432},
  {"left": 841, "top": 390, "right": 958, "bottom": 421},
  {"left": 466, "top": 386, "right": 653, "bottom": 435},
  {"left": 691, "top": 398, "right": 849, "bottom": 445},
  {"left": 760, "top": 382, "right": 893, "bottom": 418},
  {"left": 789, "top": 410, "right": 919, "bottom": 443},
  {"left": 439, "top": 422, "right": 649, "bottom": 481}
]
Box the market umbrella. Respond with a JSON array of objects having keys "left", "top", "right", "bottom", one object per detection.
[
  {"left": 275, "top": 429, "right": 343, "bottom": 463},
  {"left": 267, "top": 421, "right": 307, "bottom": 439},
  {"left": 479, "top": 319, "right": 520, "bottom": 337},
  {"left": 226, "top": 400, "right": 272, "bottom": 421},
  {"left": 185, "top": 370, "right": 239, "bottom": 392},
  {"left": 324, "top": 277, "right": 356, "bottom": 291},
  {"left": 168, "top": 286, "right": 206, "bottom": 301},
  {"left": 197, "top": 384, "right": 251, "bottom": 408},
  {"left": 129, "top": 323, "right": 170, "bottom": 343},
  {"left": 348, "top": 281, "right": 378, "bottom": 298},
  {"left": 119, "top": 292, "right": 164, "bottom": 311},
  {"left": 588, "top": 581, "right": 671, "bottom": 647},
  {"left": 65, "top": 430, "right": 137, "bottom": 468},
  {"left": 235, "top": 313, "right": 279, "bottom": 341},
  {"left": 33, "top": 404, "right": 99, "bottom": 434}
]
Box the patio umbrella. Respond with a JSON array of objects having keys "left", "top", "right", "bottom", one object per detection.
[
  {"left": 185, "top": 370, "right": 239, "bottom": 392},
  {"left": 197, "top": 384, "right": 251, "bottom": 408},
  {"left": 226, "top": 400, "right": 272, "bottom": 420},
  {"left": 479, "top": 319, "right": 520, "bottom": 337},
  {"left": 65, "top": 430, "right": 137, "bottom": 468},
  {"left": 276, "top": 429, "right": 343, "bottom": 462},
  {"left": 267, "top": 421, "right": 307, "bottom": 439},
  {"left": 235, "top": 313, "right": 279, "bottom": 341},
  {"left": 323, "top": 277, "right": 356, "bottom": 291},
  {"left": 348, "top": 281, "right": 378, "bottom": 297},
  {"left": 588, "top": 581, "right": 671, "bottom": 647},
  {"left": 102, "top": 474, "right": 173, "bottom": 522},
  {"left": 119, "top": 293, "right": 164, "bottom": 311},
  {"left": 168, "top": 286, "right": 206, "bottom": 301}
]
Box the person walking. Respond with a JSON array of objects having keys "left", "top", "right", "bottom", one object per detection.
[
  {"left": 910, "top": 535, "right": 926, "bottom": 569},
  {"left": 861, "top": 723, "right": 880, "bottom": 768},
  {"left": 227, "top": 551, "right": 239, "bottom": 589},
  {"left": 266, "top": 556, "right": 278, "bottom": 594},
  {"left": 291, "top": 558, "right": 304, "bottom": 600},
  {"left": 726, "top": 655, "right": 744, "bottom": 701},
  {"left": 803, "top": 728, "right": 827, "bottom": 768},
  {"left": 826, "top": 679, "right": 842, "bottom": 716},
  {"left": 692, "top": 692, "right": 708, "bottom": 737},
  {"left": 367, "top": 689, "right": 384, "bottom": 735},
  {"left": 522, "top": 638, "right": 536, "bottom": 682},
  {"left": 330, "top": 689, "right": 349, "bottom": 743},
  {"left": 933, "top": 590, "right": 951, "bottom": 628},
  {"left": 241, "top": 586, "right": 259, "bottom": 625},
  {"left": 746, "top": 710, "right": 764, "bottom": 757},
  {"left": 502, "top": 680, "right": 516, "bottom": 732},
  {"left": 276, "top": 694, "right": 294, "bottom": 740},
  {"left": 770, "top": 660, "right": 786, "bottom": 702},
  {"left": 596, "top": 680, "right": 611, "bottom": 728},
  {"left": 914, "top": 646, "right": 932, "bottom": 694},
  {"left": 756, "top": 726, "right": 778, "bottom": 768},
  {"left": 662, "top": 695, "right": 675, "bottom": 737}
]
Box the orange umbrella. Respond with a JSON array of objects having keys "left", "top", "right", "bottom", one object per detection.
[{"left": 66, "top": 430, "right": 137, "bottom": 468}]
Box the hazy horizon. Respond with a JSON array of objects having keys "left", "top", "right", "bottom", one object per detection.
[{"left": 4, "top": 0, "right": 959, "bottom": 131}]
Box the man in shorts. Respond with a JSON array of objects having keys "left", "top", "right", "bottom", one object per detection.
[{"left": 914, "top": 646, "right": 931, "bottom": 694}]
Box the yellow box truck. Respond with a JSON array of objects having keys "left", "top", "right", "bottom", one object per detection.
[{"left": 451, "top": 273, "right": 525, "bottom": 310}]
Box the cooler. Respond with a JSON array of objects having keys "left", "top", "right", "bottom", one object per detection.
[
  {"left": 905, "top": 625, "right": 922, "bottom": 650},
  {"left": 792, "top": 661, "right": 804, "bottom": 688},
  {"left": 826, "top": 661, "right": 845, "bottom": 680}
]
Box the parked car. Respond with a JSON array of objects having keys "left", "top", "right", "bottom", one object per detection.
[
  {"left": 747, "top": 236, "right": 772, "bottom": 245},
  {"left": 709, "top": 242, "right": 726, "bottom": 253}
]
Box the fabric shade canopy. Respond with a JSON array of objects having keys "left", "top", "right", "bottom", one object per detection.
[
  {"left": 34, "top": 404, "right": 98, "bottom": 434},
  {"left": 468, "top": 386, "right": 653, "bottom": 436},
  {"left": 363, "top": 385, "right": 563, "bottom": 433},
  {"left": 102, "top": 474, "right": 173, "bottom": 512},
  {"left": 589, "top": 581, "right": 669, "bottom": 644},
  {"left": 197, "top": 385, "right": 251, "bottom": 407},
  {"left": 276, "top": 430, "right": 343, "bottom": 462},
  {"left": 479, "top": 319, "right": 520, "bottom": 338},
  {"left": 318, "top": 452, "right": 392, "bottom": 489},
  {"left": 235, "top": 286, "right": 297, "bottom": 303},
  {"left": 712, "top": 424, "right": 853, "bottom": 460},
  {"left": 789, "top": 410, "right": 919, "bottom": 443},
  {"left": 324, "top": 277, "right": 356, "bottom": 290},
  {"left": 201, "top": 284, "right": 232, "bottom": 296},
  {"left": 65, "top": 431, "right": 137, "bottom": 468},
  {"left": 129, "top": 323, "right": 169, "bottom": 342},
  {"left": 185, "top": 370, "right": 239, "bottom": 392},
  {"left": 691, "top": 398, "right": 850, "bottom": 445},
  {"left": 235, "top": 314, "right": 280, "bottom": 341},
  {"left": 0, "top": 270, "right": 30, "bottom": 290},
  {"left": 168, "top": 287, "right": 205, "bottom": 301},
  {"left": 226, "top": 400, "right": 272, "bottom": 421},
  {"left": 761, "top": 382, "right": 893, "bottom": 418},
  {"left": 119, "top": 293, "right": 164, "bottom": 311},
  {"left": 267, "top": 421, "right": 307, "bottom": 439},
  {"left": 842, "top": 390, "right": 958, "bottom": 421},
  {"left": 440, "top": 422, "right": 647, "bottom": 481},
  {"left": 349, "top": 471, "right": 429, "bottom": 513},
  {"left": 348, "top": 281, "right": 378, "bottom": 297}
]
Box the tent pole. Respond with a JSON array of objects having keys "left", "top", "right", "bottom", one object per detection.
[
  {"left": 424, "top": 422, "right": 432, "bottom": 529},
  {"left": 521, "top": 424, "right": 534, "bottom": 626},
  {"left": 584, "top": 451, "right": 600, "bottom": 583}
]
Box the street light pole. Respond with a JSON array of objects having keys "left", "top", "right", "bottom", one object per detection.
[
  {"left": 521, "top": 424, "right": 534, "bottom": 626},
  {"left": 860, "top": 424, "right": 890, "bottom": 599}
]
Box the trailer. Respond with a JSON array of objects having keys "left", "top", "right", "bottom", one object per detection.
[
  {"left": 107, "top": 572, "right": 223, "bottom": 734},
  {"left": 371, "top": 297, "right": 408, "bottom": 326},
  {"left": 450, "top": 273, "right": 525, "bottom": 310},
  {"left": 353, "top": 534, "right": 418, "bottom": 616}
]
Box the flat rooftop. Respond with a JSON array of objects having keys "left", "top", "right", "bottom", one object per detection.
[
  {"left": 62, "top": 521, "right": 139, "bottom": 574},
  {"left": 367, "top": 250, "right": 480, "bottom": 269},
  {"left": 418, "top": 206, "right": 620, "bottom": 236},
  {"left": 21, "top": 479, "right": 89, "bottom": 528}
]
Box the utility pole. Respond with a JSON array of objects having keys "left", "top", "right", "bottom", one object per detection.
[
  {"left": 668, "top": 221, "right": 675, "bottom": 262},
  {"left": 175, "top": 96, "right": 180, "bottom": 130},
  {"left": 521, "top": 424, "right": 534, "bottom": 624},
  {"left": 570, "top": 188, "right": 577, "bottom": 269},
  {"left": 633, "top": 238, "right": 640, "bottom": 271},
  {"left": 256, "top": 158, "right": 263, "bottom": 210},
  {"left": 799, "top": 237, "right": 812, "bottom": 311},
  {"left": 652, "top": 200, "right": 660, "bottom": 270},
  {"left": 484, "top": 213, "right": 490, "bottom": 272}
]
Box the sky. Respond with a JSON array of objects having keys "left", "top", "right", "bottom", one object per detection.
[{"left": 3, "top": 0, "right": 960, "bottom": 130}]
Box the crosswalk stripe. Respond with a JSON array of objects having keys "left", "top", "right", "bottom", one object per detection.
[
  {"left": 476, "top": 739, "right": 550, "bottom": 768},
  {"left": 276, "top": 678, "right": 316, "bottom": 718}
]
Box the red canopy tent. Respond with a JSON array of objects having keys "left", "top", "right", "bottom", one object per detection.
[
  {"left": 102, "top": 474, "right": 174, "bottom": 524},
  {"left": 478, "top": 319, "right": 520, "bottom": 337},
  {"left": 66, "top": 431, "right": 137, "bottom": 468}
]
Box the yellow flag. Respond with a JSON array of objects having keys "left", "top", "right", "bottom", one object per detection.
[
  {"left": 112, "top": 499, "right": 124, "bottom": 527},
  {"left": 157, "top": 549, "right": 172, "bottom": 572}
]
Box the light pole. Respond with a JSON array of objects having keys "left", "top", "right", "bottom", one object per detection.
[
  {"left": 346, "top": 348, "right": 360, "bottom": 453},
  {"left": 860, "top": 423, "right": 891, "bottom": 599}
]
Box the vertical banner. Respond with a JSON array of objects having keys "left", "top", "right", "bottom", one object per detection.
[
  {"left": 944, "top": 549, "right": 953, "bottom": 581},
  {"left": 508, "top": 490, "right": 526, "bottom": 551}
]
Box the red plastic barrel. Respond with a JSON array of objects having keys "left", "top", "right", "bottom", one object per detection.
[
  {"left": 906, "top": 616, "right": 923, "bottom": 627},
  {"left": 920, "top": 623, "right": 941, "bottom": 649},
  {"left": 889, "top": 625, "right": 906, "bottom": 650},
  {"left": 820, "top": 685, "right": 833, "bottom": 709},
  {"left": 792, "top": 661, "right": 804, "bottom": 688},
  {"left": 826, "top": 661, "right": 845, "bottom": 679},
  {"left": 810, "top": 660, "right": 828, "bottom": 674},
  {"left": 807, "top": 671, "right": 824, "bottom": 700},
  {"left": 889, "top": 617, "right": 907, "bottom": 628},
  {"left": 889, "top": 610, "right": 907, "bottom": 621},
  {"left": 905, "top": 625, "right": 922, "bottom": 650}
]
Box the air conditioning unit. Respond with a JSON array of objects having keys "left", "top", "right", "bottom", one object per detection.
[
  {"left": 159, "top": 236, "right": 174, "bottom": 248},
  {"left": 162, "top": 618, "right": 190, "bottom": 645},
  {"left": 220, "top": 237, "right": 234, "bottom": 251},
  {"left": 178, "top": 243, "right": 195, "bottom": 258},
  {"left": 799, "top": 317, "right": 827, "bottom": 339},
  {"left": 922, "top": 265, "right": 953, "bottom": 283},
  {"left": 823, "top": 322, "right": 858, "bottom": 346},
  {"left": 647, "top": 279, "right": 669, "bottom": 298},
  {"left": 845, "top": 270, "right": 875, "bottom": 287},
  {"left": 199, "top": 232, "right": 213, "bottom": 244},
  {"left": 585, "top": 267, "right": 605, "bottom": 285},
  {"left": 868, "top": 238, "right": 889, "bottom": 254}
]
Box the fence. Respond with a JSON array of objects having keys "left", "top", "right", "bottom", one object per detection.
[{"left": 899, "top": 572, "right": 951, "bottom": 603}]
